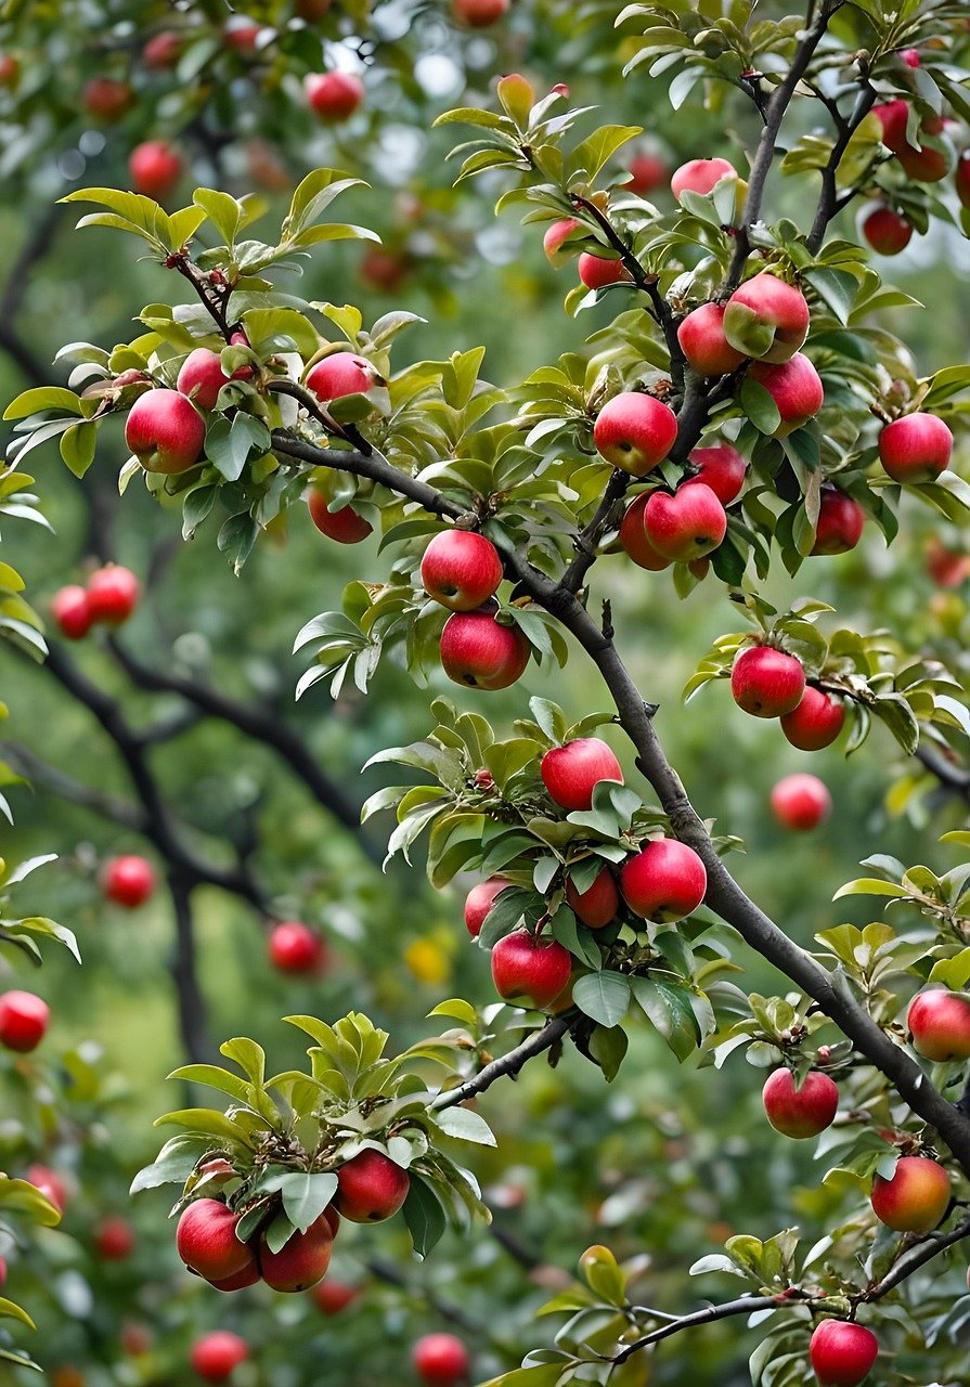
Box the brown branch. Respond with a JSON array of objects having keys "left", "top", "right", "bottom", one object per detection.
[
  {"left": 915, "top": 744, "right": 970, "bottom": 806},
  {"left": 431, "top": 1014, "right": 573, "bottom": 1111},
  {"left": 611, "top": 1294, "right": 782, "bottom": 1363},
  {"left": 806, "top": 82, "right": 877, "bottom": 253}
]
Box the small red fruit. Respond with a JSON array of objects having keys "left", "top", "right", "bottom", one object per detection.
[
  {"left": 307, "top": 490, "right": 373, "bottom": 544},
  {"left": 627, "top": 152, "right": 666, "bottom": 194},
  {"left": 312, "top": 1277, "right": 359, "bottom": 1313},
  {"left": 190, "top": 1331, "right": 248, "bottom": 1382},
  {"left": 464, "top": 878, "right": 508, "bottom": 939},
  {"left": 809, "top": 1319, "right": 878, "bottom": 1387},
  {"left": 956, "top": 152, "right": 970, "bottom": 209},
  {"left": 224, "top": 16, "right": 261, "bottom": 51},
  {"left": 176, "top": 1200, "right": 252, "bottom": 1282},
  {"left": 748, "top": 353, "right": 824, "bottom": 437},
  {"left": 870, "top": 1155, "right": 949, "bottom": 1233},
  {"left": 593, "top": 392, "right": 678, "bottom": 476},
  {"left": 780, "top": 687, "right": 844, "bottom": 751},
  {"left": 268, "top": 921, "right": 327, "bottom": 976},
  {"left": 83, "top": 77, "right": 132, "bottom": 122},
  {"left": 925, "top": 538, "right": 970, "bottom": 589},
  {"left": 670, "top": 157, "right": 736, "bottom": 200},
  {"left": 731, "top": 646, "right": 806, "bottom": 718},
  {"left": 360, "top": 248, "right": 409, "bottom": 291},
  {"left": 762, "top": 1068, "right": 838, "bottom": 1138},
  {"left": 490, "top": 931, "right": 572, "bottom": 1009},
  {"left": 306, "top": 71, "right": 364, "bottom": 121},
  {"left": 27, "top": 1164, "right": 67, "bottom": 1214},
  {"left": 542, "top": 217, "right": 581, "bottom": 262},
  {"left": 259, "top": 1214, "right": 333, "bottom": 1292},
  {"left": 103, "top": 855, "right": 155, "bottom": 908},
  {"left": 861, "top": 205, "right": 913, "bottom": 256},
  {"left": 770, "top": 773, "right": 831, "bottom": 831},
  {"left": 578, "top": 253, "right": 630, "bottom": 290},
  {"left": 412, "top": 1333, "right": 470, "bottom": 1387},
  {"left": 618, "top": 493, "right": 670, "bottom": 570},
  {"left": 0, "top": 54, "right": 21, "bottom": 89},
  {"left": 643, "top": 483, "right": 727, "bottom": 562},
  {"left": 86, "top": 565, "right": 140, "bottom": 625},
  {"left": 95, "top": 1215, "right": 135, "bottom": 1260},
  {"left": 335, "top": 1150, "right": 410, "bottom": 1222},
  {"left": 125, "top": 388, "right": 205, "bottom": 473},
  {"left": 878, "top": 412, "right": 952, "bottom": 483},
  {"left": 177, "top": 348, "right": 231, "bottom": 411},
  {"left": 421, "top": 531, "right": 503, "bottom": 612},
  {"left": 439, "top": 610, "right": 530, "bottom": 691},
  {"left": 566, "top": 868, "right": 619, "bottom": 929},
  {"left": 811, "top": 489, "right": 864, "bottom": 556},
  {"left": 676, "top": 303, "right": 746, "bottom": 377},
  {"left": 619, "top": 838, "right": 707, "bottom": 922},
  {"left": 121, "top": 1322, "right": 153, "bottom": 1355},
  {"left": 723, "top": 272, "right": 810, "bottom": 364},
  {"left": 51, "top": 586, "right": 93, "bottom": 640},
  {"left": 684, "top": 443, "right": 747, "bottom": 505},
  {"left": 305, "top": 352, "right": 377, "bottom": 400},
  {"left": 129, "top": 140, "right": 182, "bottom": 200},
  {"left": 144, "top": 31, "right": 182, "bottom": 69},
  {"left": 208, "top": 1261, "right": 260, "bottom": 1292},
  {"left": 907, "top": 988, "right": 970, "bottom": 1062},
  {"left": 0, "top": 991, "right": 49, "bottom": 1052},
  {"left": 453, "top": 0, "right": 509, "bottom": 25},
  {"left": 540, "top": 738, "right": 623, "bottom": 812}
]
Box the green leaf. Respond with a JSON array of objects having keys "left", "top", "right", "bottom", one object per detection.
[
  {"left": 588, "top": 1024, "right": 628, "bottom": 1082},
  {"left": 3, "top": 388, "right": 85, "bottom": 421},
  {"left": 631, "top": 976, "right": 701, "bottom": 1060},
  {"left": 433, "top": 1106, "right": 496, "bottom": 1146},
  {"left": 831, "top": 879, "right": 911, "bottom": 901},
  {"left": 572, "top": 971, "right": 630, "bottom": 1027},
  {"left": 130, "top": 1136, "right": 210, "bottom": 1194},
  {"left": 58, "top": 420, "right": 98, "bottom": 478},
  {"left": 402, "top": 1175, "right": 447, "bottom": 1259},
  {"left": 259, "top": 1171, "right": 338, "bottom": 1232}
]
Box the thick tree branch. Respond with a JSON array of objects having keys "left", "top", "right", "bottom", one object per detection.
[{"left": 431, "top": 1014, "right": 573, "bottom": 1111}]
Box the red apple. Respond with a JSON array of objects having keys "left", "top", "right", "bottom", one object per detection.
[
  {"left": 296, "top": 0, "right": 333, "bottom": 16},
  {"left": 312, "top": 1277, "right": 359, "bottom": 1312},
  {"left": 925, "top": 538, "right": 970, "bottom": 589},
  {"left": 618, "top": 493, "right": 671, "bottom": 570},
  {"left": 748, "top": 353, "right": 824, "bottom": 437},
  {"left": 421, "top": 531, "right": 503, "bottom": 611},
  {"left": 780, "top": 687, "right": 844, "bottom": 751},
  {"left": 208, "top": 1260, "right": 261, "bottom": 1292},
  {"left": 811, "top": 489, "right": 864, "bottom": 556},
  {"left": 619, "top": 838, "right": 707, "bottom": 922},
  {"left": 464, "top": 878, "right": 509, "bottom": 938},
  {"left": 86, "top": 564, "right": 140, "bottom": 625},
  {"left": 907, "top": 988, "right": 970, "bottom": 1062},
  {"left": 543, "top": 217, "right": 581, "bottom": 262},
  {"left": 897, "top": 134, "right": 952, "bottom": 183},
  {"left": 128, "top": 140, "right": 182, "bottom": 200},
  {"left": 95, "top": 1215, "right": 135, "bottom": 1260},
  {"left": 770, "top": 773, "right": 831, "bottom": 831},
  {"left": 684, "top": 443, "right": 747, "bottom": 505},
  {"left": 566, "top": 867, "right": 619, "bottom": 928},
  {"left": 0, "top": 991, "right": 49, "bottom": 1052},
  {"left": 177, "top": 348, "right": 232, "bottom": 411},
  {"left": 861, "top": 205, "right": 912, "bottom": 255},
  {"left": 306, "top": 71, "right": 364, "bottom": 121},
  {"left": 593, "top": 392, "right": 678, "bottom": 476},
  {"left": 723, "top": 272, "right": 809, "bottom": 363},
  {"left": 731, "top": 646, "right": 805, "bottom": 718},
  {"left": 762, "top": 1068, "right": 838, "bottom": 1138},
  {"left": 0, "top": 54, "right": 21, "bottom": 89},
  {"left": 190, "top": 1331, "right": 248, "bottom": 1383},
  {"left": 878, "top": 412, "right": 952, "bottom": 483},
  {"left": 541, "top": 737, "right": 623, "bottom": 811},
  {"left": 224, "top": 16, "right": 261, "bottom": 51},
  {"left": 335, "top": 1150, "right": 410, "bottom": 1222},
  {"left": 268, "top": 921, "right": 327, "bottom": 976},
  {"left": 643, "top": 483, "right": 726, "bottom": 562},
  {"left": 27, "top": 1164, "right": 67, "bottom": 1214},
  {"left": 120, "top": 1322, "right": 153, "bottom": 1355},
  {"left": 677, "top": 304, "right": 746, "bottom": 376},
  {"left": 578, "top": 253, "right": 630, "bottom": 290},
  {"left": 956, "top": 151, "right": 970, "bottom": 208},
  {"left": 670, "top": 157, "right": 736, "bottom": 200},
  {"left": 870, "top": 1155, "right": 949, "bottom": 1232},
  {"left": 125, "top": 388, "right": 204, "bottom": 473},
  {"left": 103, "top": 855, "right": 155, "bottom": 908},
  {"left": 412, "top": 1333, "right": 470, "bottom": 1387},
  {"left": 899, "top": 48, "right": 921, "bottom": 67},
  {"left": 360, "top": 248, "right": 409, "bottom": 291},
  {"left": 809, "top": 1320, "right": 878, "bottom": 1387},
  {"left": 307, "top": 489, "right": 373, "bottom": 544},
  {"left": 51, "top": 585, "right": 93, "bottom": 640},
  {"left": 83, "top": 77, "right": 132, "bottom": 121},
  {"left": 873, "top": 98, "right": 910, "bottom": 152},
  {"left": 143, "top": 31, "right": 182, "bottom": 69},
  {"left": 259, "top": 1214, "right": 333, "bottom": 1292},
  {"left": 490, "top": 930, "right": 572, "bottom": 1009},
  {"left": 439, "top": 610, "right": 530, "bottom": 690},
  {"left": 627, "top": 152, "right": 666, "bottom": 195},
  {"left": 453, "top": 0, "right": 509, "bottom": 24},
  {"left": 306, "top": 352, "right": 377, "bottom": 401},
  {"left": 176, "top": 1199, "right": 252, "bottom": 1282}
]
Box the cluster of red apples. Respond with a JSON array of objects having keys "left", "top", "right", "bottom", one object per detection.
[
  {"left": 50, "top": 564, "right": 139, "bottom": 641},
  {"left": 463, "top": 736, "right": 707, "bottom": 1010},
  {"left": 764, "top": 986, "right": 970, "bottom": 1385},
  {"left": 187, "top": 1326, "right": 469, "bottom": 1385}
]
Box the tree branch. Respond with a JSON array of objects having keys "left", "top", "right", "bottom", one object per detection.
[
  {"left": 915, "top": 744, "right": 970, "bottom": 806},
  {"left": 431, "top": 1014, "right": 573, "bottom": 1111},
  {"left": 806, "top": 81, "right": 877, "bottom": 253},
  {"left": 612, "top": 1294, "right": 782, "bottom": 1363}
]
